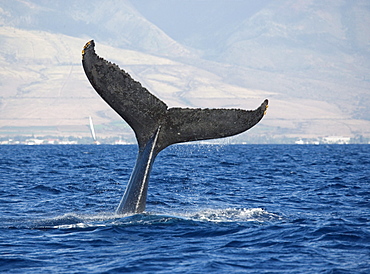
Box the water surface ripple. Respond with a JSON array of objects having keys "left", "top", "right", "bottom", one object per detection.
[{"left": 0, "top": 145, "right": 369, "bottom": 273}]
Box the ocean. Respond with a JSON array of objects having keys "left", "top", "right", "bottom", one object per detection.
[{"left": 1, "top": 144, "right": 369, "bottom": 273}]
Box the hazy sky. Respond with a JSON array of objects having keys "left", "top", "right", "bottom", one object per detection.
[{"left": 130, "top": 0, "right": 272, "bottom": 49}]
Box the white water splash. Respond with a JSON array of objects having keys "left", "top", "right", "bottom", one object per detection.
[
  {"left": 182, "top": 208, "right": 282, "bottom": 223},
  {"left": 31, "top": 208, "right": 282, "bottom": 229}
]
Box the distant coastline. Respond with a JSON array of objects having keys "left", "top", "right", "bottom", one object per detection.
[{"left": 1, "top": 135, "right": 368, "bottom": 145}]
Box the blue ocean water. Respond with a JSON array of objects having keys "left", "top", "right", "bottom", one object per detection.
[{"left": 0, "top": 144, "right": 369, "bottom": 273}]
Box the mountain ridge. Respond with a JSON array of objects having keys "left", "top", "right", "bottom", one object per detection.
[{"left": 1, "top": 0, "right": 369, "bottom": 141}]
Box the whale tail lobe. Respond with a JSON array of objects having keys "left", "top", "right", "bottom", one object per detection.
[{"left": 82, "top": 40, "right": 268, "bottom": 154}]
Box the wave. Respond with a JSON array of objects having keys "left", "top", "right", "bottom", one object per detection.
[
  {"left": 182, "top": 208, "right": 282, "bottom": 223},
  {"left": 13, "top": 207, "right": 281, "bottom": 230}
]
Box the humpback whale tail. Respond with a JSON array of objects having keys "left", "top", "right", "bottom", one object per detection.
[{"left": 82, "top": 40, "right": 268, "bottom": 214}]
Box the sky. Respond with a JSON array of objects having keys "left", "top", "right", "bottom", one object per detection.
[{"left": 130, "top": 0, "right": 272, "bottom": 49}]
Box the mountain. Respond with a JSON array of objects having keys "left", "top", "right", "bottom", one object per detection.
[
  {"left": 0, "top": 26, "right": 271, "bottom": 141},
  {"left": 132, "top": 0, "right": 370, "bottom": 119},
  {"left": 217, "top": 0, "right": 370, "bottom": 119},
  {"left": 0, "top": 0, "right": 193, "bottom": 58},
  {"left": 1, "top": 0, "right": 369, "bottom": 142}
]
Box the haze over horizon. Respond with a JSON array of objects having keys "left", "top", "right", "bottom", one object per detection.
[{"left": 1, "top": 0, "right": 369, "bottom": 143}]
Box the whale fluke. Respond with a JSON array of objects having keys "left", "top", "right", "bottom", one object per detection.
[{"left": 82, "top": 40, "right": 268, "bottom": 214}]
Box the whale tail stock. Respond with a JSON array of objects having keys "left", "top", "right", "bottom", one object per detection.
[
  {"left": 82, "top": 40, "right": 268, "bottom": 214},
  {"left": 82, "top": 40, "right": 268, "bottom": 155}
]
